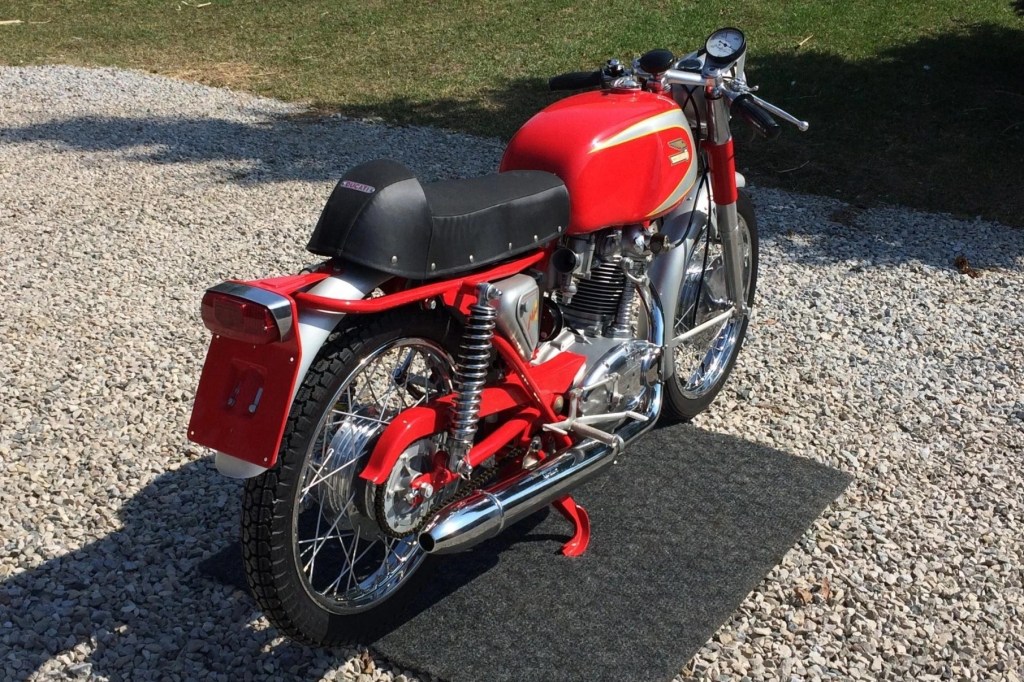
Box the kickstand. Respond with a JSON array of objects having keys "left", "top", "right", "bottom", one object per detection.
[{"left": 551, "top": 495, "right": 591, "bottom": 557}]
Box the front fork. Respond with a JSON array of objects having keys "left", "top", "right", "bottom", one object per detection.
[{"left": 704, "top": 91, "right": 749, "bottom": 316}]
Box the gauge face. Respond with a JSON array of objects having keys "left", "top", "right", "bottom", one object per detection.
[{"left": 705, "top": 28, "right": 746, "bottom": 61}]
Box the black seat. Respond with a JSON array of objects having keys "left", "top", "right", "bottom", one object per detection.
[{"left": 307, "top": 160, "right": 569, "bottom": 279}]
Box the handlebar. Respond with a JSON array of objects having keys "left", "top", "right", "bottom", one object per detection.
[
  {"left": 549, "top": 59, "right": 809, "bottom": 133},
  {"left": 743, "top": 93, "right": 810, "bottom": 132},
  {"left": 729, "top": 94, "right": 781, "bottom": 140},
  {"left": 549, "top": 70, "right": 603, "bottom": 91},
  {"left": 663, "top": 68, "right": 808, "bottom": 133}
]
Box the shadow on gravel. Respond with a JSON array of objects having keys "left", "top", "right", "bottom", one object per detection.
[
  {"left": 3, "top": 24, "right": 1022, "bottom": 229},
  {"left": 0, "top": 112, "right": 505, "bottom": 186},
  {"left": 0, "top": 460, "right": 343, "bottom": 680},
  {"left": 0, "top": 424, "right": 849, "bottom": 682},
  {"left": 4, "top": 106, "right": 1023, "bottom": 279}
]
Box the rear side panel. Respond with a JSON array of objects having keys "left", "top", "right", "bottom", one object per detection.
[{"left": 501, "top": 90, "right": 697, "bottom": 233}]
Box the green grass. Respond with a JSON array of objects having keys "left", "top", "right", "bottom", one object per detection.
[{"left": 2, "top": 1, "right": 1023, "bottom": 225}]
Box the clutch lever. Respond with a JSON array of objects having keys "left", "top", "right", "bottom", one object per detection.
[{"left": 746, "top": 93, "right": 810, "bottom": 131}]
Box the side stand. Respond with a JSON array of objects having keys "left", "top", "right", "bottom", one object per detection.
[{"left": 551, "top": 495, "right": 591, "bottom": 557}]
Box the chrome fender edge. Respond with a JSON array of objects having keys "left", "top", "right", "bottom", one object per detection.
[
  {"left": 215, "top": 264, "right": 389, "bottom": 480},
  {"left": 648, "top": 179, "right": 713, "bottom": 380},
  {"left": 290, "top": 265, "right": 390, "bottom": 403},
  {"left": 215, "top": 451, "right": 271, "bottom": 479}
]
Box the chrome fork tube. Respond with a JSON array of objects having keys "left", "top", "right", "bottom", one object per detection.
[
  {"left": 717, "top": 202, "right": 748, "bottom": 315},
  {"left": 705, "top": 91, "right": 748, "bottom": 316}
]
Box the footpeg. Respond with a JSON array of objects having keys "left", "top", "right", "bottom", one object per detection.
[{"left": 542, "top": 410, "right": 647, "bottom": 450}]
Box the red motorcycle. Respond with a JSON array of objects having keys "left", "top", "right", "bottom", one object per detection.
[{"left": 188, "top": 27, "right": 807, "bottom": 644}]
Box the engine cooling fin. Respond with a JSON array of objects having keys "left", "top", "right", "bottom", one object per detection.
[{"left": 561, "top": 257, "right": 627, "bottom": 329}]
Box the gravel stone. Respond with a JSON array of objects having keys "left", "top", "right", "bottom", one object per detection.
[{"left": 2, "top": 65, "right": 1023, "bottom": 681}]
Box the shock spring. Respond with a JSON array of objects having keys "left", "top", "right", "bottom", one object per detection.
[{"left": 448, "top": 284, "right": 499, "bottom": 468}]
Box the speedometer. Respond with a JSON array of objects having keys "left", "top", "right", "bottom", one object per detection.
[{"left": 705, "top": 27, "right": 746, "bottom": 63}]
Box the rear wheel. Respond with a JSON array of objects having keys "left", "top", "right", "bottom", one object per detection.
[
  {"left": 241, "top": 309, "right": 458, "bottom": 645},
  {"left": 664, "top": 192, "right": 758, "bottom": 421}
]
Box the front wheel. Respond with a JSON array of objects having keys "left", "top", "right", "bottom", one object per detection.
[
  {"left": 663, "top": 191, "right": 758, "bottom": 421},
  {"left": 241, "top": 309, "right": 458, "bottom": 645}
]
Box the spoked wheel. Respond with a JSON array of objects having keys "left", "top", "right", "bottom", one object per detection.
[
  {"left": 242, "top": 309, "right": 458, "bottom": 645},
  {"left": 664, "top": 192, "right": 758, "bottom": 421}
]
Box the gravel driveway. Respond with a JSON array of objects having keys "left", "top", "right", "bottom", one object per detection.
[{"left": 1, "top": 66, "right": 1022, "bottom": 681}]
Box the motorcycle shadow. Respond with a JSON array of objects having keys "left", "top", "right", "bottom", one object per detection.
[
  {"left": 0, "top": 456, "right": 571, "bottom": 681},
  {"left": 0, "top": 460, "right": 360, "bottom": 680},
  {"left": 197, "top": 505, "right": 560, "bottom": 626},
  {"left": 0, "top": 422, "right": 851, "bottom": 682}
]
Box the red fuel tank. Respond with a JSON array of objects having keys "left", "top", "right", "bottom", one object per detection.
[{"left": 500, "top": 89, "right": 698, "bottom": 234}]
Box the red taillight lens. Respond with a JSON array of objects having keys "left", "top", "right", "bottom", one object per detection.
[{"left": 201, "top": 291, "right": 281, "bottom": 344}]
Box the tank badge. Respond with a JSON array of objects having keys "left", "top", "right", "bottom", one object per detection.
[{"left": 668, "top": 138, "right": 690, "bottom": 165}]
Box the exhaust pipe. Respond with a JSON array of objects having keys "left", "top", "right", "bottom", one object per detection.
[{"left": 418, "top": 385, "right": 661, "bottom": 555}]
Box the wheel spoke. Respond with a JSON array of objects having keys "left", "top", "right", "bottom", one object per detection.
[
  {"left": 304, "top": 491, "right": 355, "bottom": 577},
  {"left": 300, "top": 455, "right": 361, "bottom": 497},
  {"left": 673, "top": 214, "right": 754, "bottom": 400},
  {"left": 323, "top": 523, "right": 360, "bottom": 596},
  {"left": 328, "top": 408, "right": 390, "bottom": 429}
]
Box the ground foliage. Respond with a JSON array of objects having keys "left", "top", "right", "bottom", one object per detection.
[{"left": 1, "top": 0, "right": 1022, "bottom": 224}]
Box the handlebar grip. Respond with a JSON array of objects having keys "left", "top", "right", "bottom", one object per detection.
[
  {"left": 549, "top": 70, "right": 603, "bottom": 91},
  {"left": 731, "top": 94, "right": 782, "bottom": 140}
]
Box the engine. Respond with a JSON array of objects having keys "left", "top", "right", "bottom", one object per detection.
[
  {"left": 561, "top": 256, "right": 629, "bottom": 334},
  {"left": 492, "top": 225, "right": 662, "bottom": 423}
]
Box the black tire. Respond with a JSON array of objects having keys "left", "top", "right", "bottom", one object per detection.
[
  {"left": 663, "top": 191, "right": 758, "bottom": 422},
  {"left": 241, "top": 307, "right": 459, "bottom": 646}
]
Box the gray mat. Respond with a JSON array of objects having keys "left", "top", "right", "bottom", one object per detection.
[{"left": 201, "top": 423, "right": 850, "bottom": 682}]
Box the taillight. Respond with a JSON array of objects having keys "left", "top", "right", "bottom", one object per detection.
[{"left": 201, "top": 291, "right": 282, "bottom": 344}]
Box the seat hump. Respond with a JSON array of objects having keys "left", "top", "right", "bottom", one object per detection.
[{"left": 306, "top": 160, "right": 431, "bottom": 272}]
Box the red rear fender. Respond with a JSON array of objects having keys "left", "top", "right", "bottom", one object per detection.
[
  {"left": 187, "top": 332, "right": 301, "bottom": 468},
  {"left": 360, "top": 351, "right": 585, "bottom": 485}
]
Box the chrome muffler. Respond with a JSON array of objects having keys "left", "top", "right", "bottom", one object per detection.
[{"left": 418, "top": 384, "right": 661, "bottom": 554}]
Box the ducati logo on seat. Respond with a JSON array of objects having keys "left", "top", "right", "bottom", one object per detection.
[
  {"left": 668, "top": 138, "right": 690, "bottom": 165},
  {"left": 341, "top": 180, "right": 376, "bottom": 194}
]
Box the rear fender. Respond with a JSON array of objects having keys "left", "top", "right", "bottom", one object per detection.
[
  {"left": 290, "top": 267, "right": 390, "bottom": 402},
  {"left": 188, "top": 265, "right": 388, "bottom": 479}
]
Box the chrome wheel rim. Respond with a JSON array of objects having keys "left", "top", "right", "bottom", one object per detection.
[
  {"left": 674, "top": 216, "right": 753, "bottom": 399},
  {"left": 291, "top": 338, "right": 453, "bottom": 614}
]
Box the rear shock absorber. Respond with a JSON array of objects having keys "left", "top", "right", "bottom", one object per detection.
[{"left": 448, "top": 283, "right": 500, "bottom": 473}]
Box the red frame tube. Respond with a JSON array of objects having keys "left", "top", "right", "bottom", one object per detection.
[{"left": 294, "top": 252, "right": 545, "bottom": 314}]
